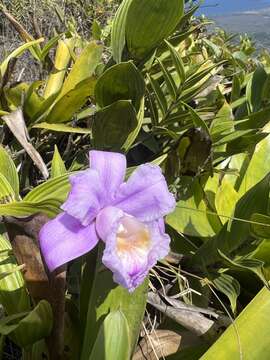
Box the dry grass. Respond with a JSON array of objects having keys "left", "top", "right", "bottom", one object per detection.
[{"left": 0, "top": 0, "right": 119, "bottom": 82}]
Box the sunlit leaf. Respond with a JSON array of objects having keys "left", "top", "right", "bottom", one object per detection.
[
  {"left": 51, "top": 145, "right": 67, "bottom": 178},
  {"left": 46, "top": 77, "right": 96, "bottom": 123},
  {"left": 0, "top": 300, "right": 52, "bottom": 348},
  {"left": 0, "top": 146, "right": 19, "bottom": 198},
  {"left": 126, "top": 0, "right": 184, "bottom": 59},
  {"left": 201, "top": 287, "right": 270, "bottom": 359},
  {"left": 88, "top": 311, "right": 130, "bottom": 360}
]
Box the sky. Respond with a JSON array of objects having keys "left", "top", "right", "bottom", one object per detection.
[{"left": 199, "top": 0, "right": 270, "bottom": 15}]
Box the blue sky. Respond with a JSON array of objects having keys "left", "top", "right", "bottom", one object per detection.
[{"left": 199, "top": 0, "right": 270, "bottom": 15}]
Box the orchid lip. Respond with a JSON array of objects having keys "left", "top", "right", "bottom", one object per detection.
[{"left": 116, "top": 215, "right": 151, "bottom": 258}]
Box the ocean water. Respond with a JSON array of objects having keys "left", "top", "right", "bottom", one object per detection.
[{"left": 199, "top": 0, "right": 270, "bottom": 15}]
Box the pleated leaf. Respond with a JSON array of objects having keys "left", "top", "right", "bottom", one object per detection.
[
  {"left": 92, "top": 100, "right": 137, "bottom": 150},
  {"left": 0, "top": 146, "right": 19, "bottom": 199},
  {"left": 0, "top": 300, "right": 53, "bottom": 348},
  {"left": 213, "top": 274, "right": 240, "bottom": 314},
  {"left": 0, "top": 234, "right": 30, "bottom": 315},
  {"left": 24, "top": 173, "right": 70, "bottom": 203},
  {"left": 126, "top": 0, "right": 184, "bottom": 60},
  {"left": 95, "top": 61, "right": 145, "bottom": 111},
  {"left": 111, "top": 0, "right": 133, "bottom": 63}
]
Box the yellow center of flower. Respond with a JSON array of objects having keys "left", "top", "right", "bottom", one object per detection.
[{"left": 116, "top": 216, "right": 151, "bottom": 257}]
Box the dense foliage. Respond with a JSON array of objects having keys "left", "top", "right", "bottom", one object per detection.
[{"left": 1, "top": 0, "right": 270, "bottom": 359}]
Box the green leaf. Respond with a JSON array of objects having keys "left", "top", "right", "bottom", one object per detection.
[
  {"left": 237, "top": 106, "right": 270, "bottom": 130},
  {"left": 246, "top": 65, "right": 267, "bottom": 113},
  {"left": 29, "top": 91, "right": 60, "bottom": 123},
  {"left": 95, "top": 61, "right": 145, "bottom": 111},
  {"left": 33, "top": 122, "right": 92, "bottom": 134},
  {"left": 0, "top": 200, "right": 61, "bottom": 218},
  {"left": 111, "top": 0, "right": 133, "bottom": 63},
  {"left": 148, "top": 74, "right": 168, "bottom": 116},
  {"left": 24, "top": 173, "right": 70, "bottom": 204},
  {"left": 46, "top": 77, "right": 96, "bottom": 123},
  {"left": 195, "top": 173, "right": 270, "bottom": 265},
  {"left": 123, "top": 97, "right": 145, "bottom": 151},
  {"left": 39, "top": 34, "right": 62, "bottom": 61},
  {"left": 92, "top": 20, "right": 102, "bottom": 41},
  {"left": 43, "top": 38, "right": 75, "bottom": 99},
  {"left": 157, "top": 58, "right": 177, "bottom": 100},
  {"left": 92, "top": 100, "right": 137, "bottom": 150},
  {"left": 165, "top": 40, "right": 186, "bottom": 84},
  {"left": 0, "top": 300, "right": 53, "bottom": 348},
  {"left": 167, "top": 178, "right": 219, "bottom": 237},
  {"left": 0, "top": 234, "right": 30, "bottom": 315},
  {"left": 213, "top": 130, "right": 254, "bottom": 147},
  {"left": 230, "top": 74, "right": 241, "bottom": 103},
  {"left": 4, "top": 83, "right": 29, "bottom": 110},
  {"left": 89, "top": 311, "right": 130, "bottom": 360},
  {"left": 51, "top": 145, "right": 67, "bottom": 178},
  {"left": 60, "top": 41, "right": 102, "bottom": 98},
  {"left": 227, "top": 133, "right": 267, "bottom": 157},
  {"left": 238, "top": 129, "right": 270, "bottom": 197},
  {"left": 183, "top": 61, "right": 225, "bottom": 91},
  {"left": 125, "top": 154, "right": 167, "bottom": 179},
  {"left": 212, "top": 274, "right": 240, "bottom": 314},
  {"left": 0, "top": 146, "right": 19, "bottom": 199},
  {"left": 203, "top": 39, "right": 222, "bottom": 58},
  {"left": 201, "top": 287, "right": 270, "bottom": 359},
  {"left": 0, "top": 264, "right": 25, "bottom": 281},
  {"left": 210, "top": 101, "right": 234, "bottom": 145},
  {"left": 0, "top": 173, "right": 15, "bottom": 202},
  {"left": 250, "top": 213, "right": 270, "bottom": 239},
  {"left": 0, "top": 110, "right": 9, "bottom": 116},
  {"left": 170, "top": 23, "right": 204, "bottom": 46},
  {"left": 126, "top": 0, "right": 184, "bottom": 59},
  {"left": 215, "top": 181, "right": 239, "bottom": 225},
  {"left": 218, "top": 251, "right": 269, "bottom": 288},
  {"left": 182, "top": 102, "right": 210, "bottom": 137},
  {"left": 0, "top": 38, "right": 44, "bottom": 78},
  {"left": 23, "top": 81, "right": 44, "bottom": 119}
]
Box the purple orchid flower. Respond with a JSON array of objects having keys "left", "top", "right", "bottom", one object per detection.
[{"left": 39, "top": 151, "right": 175, "bottom": 292}]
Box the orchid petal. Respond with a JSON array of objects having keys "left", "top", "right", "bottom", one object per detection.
[
  {"left": 96, "top": 206, "right": 124, "bottom": 241},
  {"left": 39, "top": 213, "right": 99, "bottom": 272},
  {"left": 97, "top": 207, "right": 170, "bottom": 291},
  {"left": 89, "top": 150, "right": 126, "bottom": 202},
  {"left": 114, "top": 164, "right": 175, "bottom": 222},
  {"left": 62, "top": 169, "right": 105, "bottom": 226}
]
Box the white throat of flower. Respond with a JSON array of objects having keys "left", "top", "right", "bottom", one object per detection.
[{"left": 116, "top": 216, "right": 151, "bottom": 259}]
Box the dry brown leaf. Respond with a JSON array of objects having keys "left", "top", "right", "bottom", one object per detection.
[
  {"left": 3, "top": 109, "right": 49, "bottom": 179},
  {"left": 133, "top": 330, "right": 181, "bottom": 360},
  {"left": 147, "top": 292, "right": 219, "bottom": 338},
  {"left": 0, "top": 7, "right": 34, "bottom": 43}
]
